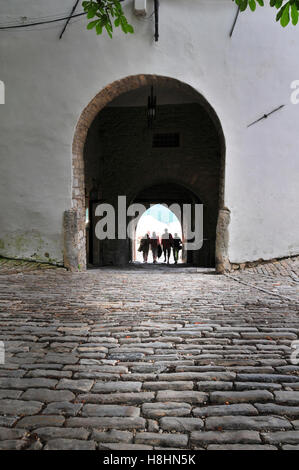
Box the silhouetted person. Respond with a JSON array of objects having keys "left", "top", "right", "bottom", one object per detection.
[
  {"left": 173, "top": 233, "right": 182, "bottom": 264},
  {"left": 138, "top": 233, "right": 150, "bottom": 263},
  {"left": 161, "top": 228, "right": 173, "bottom": 264},
  {"left": 150, "top": 231, "right": 159, "bottom": 264}
]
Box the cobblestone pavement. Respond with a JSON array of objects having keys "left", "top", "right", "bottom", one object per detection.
[{"left": 0, "top": 258, "right": 298, "bottom": 450}]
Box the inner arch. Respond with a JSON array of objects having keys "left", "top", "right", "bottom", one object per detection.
[{"left": 134, "top": 204, "right": 183, "bottom": 264}]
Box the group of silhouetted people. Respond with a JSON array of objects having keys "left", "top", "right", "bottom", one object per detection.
[{"left": 138, "top": 228, "right": 182, "bottom": 264}]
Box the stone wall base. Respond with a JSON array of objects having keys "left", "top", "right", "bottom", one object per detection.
[{"left": 229, "top": 254, "right": 299, "bottom": 272}]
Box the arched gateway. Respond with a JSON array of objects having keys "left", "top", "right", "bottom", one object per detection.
[{"left": 65, "top": 75, "right": 229, "bottom": 272}]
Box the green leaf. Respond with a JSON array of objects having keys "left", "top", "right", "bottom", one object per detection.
[
  {"left": 291, "top": 2, "right": 299, "bottom": 24},
  {"left": 87, "top": 9, "right": 97, "bottom": 19},
  {"left": 96, "top": 22, "right": 103, "bottom": 35},
  {"left": 126, "top": 24, "right": 134, "bottom": 34},
  {"left": 275, "top": 0, "right": 284, "bottom": 8},
  {"left": 238, "top": 0, "right": 249, "bottom": 12},
  {"left": 87, "top": 20, "right": 98, "bottom": 30},
  {"left": 280, "top": 3, "right": 290, "bottom": 26},
  {"left": 105, "top": 24, "right": 113, "bottom": 38}
]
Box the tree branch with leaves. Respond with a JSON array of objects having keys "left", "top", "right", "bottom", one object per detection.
[
  {"left": 82, "top": 1, "right": 134, "bottom": 38},
  {"left": 82, "top": 0, "right": 299, "bottom": 38},
  {"left": 235, "top": 0, "right": 299, "bottom": 26}
]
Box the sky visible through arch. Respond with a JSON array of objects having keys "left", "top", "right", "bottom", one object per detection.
[{"left": 135, "top": 204, "right": 182, "bottom": 263}]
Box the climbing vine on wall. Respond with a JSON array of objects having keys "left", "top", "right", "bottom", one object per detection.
[{"left": 82, "top": 0, "right": 299, "bottom": 38}]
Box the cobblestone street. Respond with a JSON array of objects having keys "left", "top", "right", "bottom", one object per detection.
[{"left": 0, "top": 258, "right": 299, "bottom": 450}]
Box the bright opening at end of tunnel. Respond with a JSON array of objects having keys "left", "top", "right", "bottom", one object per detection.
[{"left": 134, "top": 204, "right": 183, "bottom": 264}]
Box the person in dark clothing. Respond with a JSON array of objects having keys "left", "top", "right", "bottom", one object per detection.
[
  {"left": 161, "top": 228, "right": 173, "bottom": 264},
  {"left": 172, "top": 233, "right": 182, "bottom": 264},
  {"left": 138, "top": 233, "right": 150, "bottom": 263},
  {"left": 150, "top": 232, "right": 159, "bottom": 264}
]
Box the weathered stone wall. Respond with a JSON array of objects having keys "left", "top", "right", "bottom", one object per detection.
[{"left": 84, "top": 103, "right": 221, "bottom": 266}]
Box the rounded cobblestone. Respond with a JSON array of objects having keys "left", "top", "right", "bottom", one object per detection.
[{"left": 0, "top": 259, "right": 298, "bottom": 449}]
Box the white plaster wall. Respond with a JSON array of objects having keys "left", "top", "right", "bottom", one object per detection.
[{"left": 0, "top": 0, "right": 298, "bottom": 264}]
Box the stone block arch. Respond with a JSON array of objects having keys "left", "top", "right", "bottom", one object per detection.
[{"left": 66, "top": 74, "right": 229, "bottom": 272}]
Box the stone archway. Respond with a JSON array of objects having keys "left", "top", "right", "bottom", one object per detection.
[{"left": 65, "top": 74, "right": 228, "bottom": 272}]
